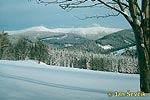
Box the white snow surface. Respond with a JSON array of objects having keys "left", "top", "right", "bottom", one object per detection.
[
  {"left": 98, "top": 44, "right": 113, "bottom": 50},
  {"left": 0, "top": 60, "right": 149, "bottom": 100},
  {"left": 6, "top": 26, "right": 121, "bottom": 36},
  {"left": 112, "top": 46, "right": 136, "bottom": 55},
  {"left": 42, "top": 34, "right": 68, "bottom": 40}
]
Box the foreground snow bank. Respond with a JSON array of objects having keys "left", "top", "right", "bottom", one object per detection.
[{"left": 0, "top": 60, "right": 149, "bottom": 100}]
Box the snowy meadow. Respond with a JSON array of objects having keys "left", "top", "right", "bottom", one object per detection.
[{"left": 0, "top": 60, "right": 149, "bottom": 100}]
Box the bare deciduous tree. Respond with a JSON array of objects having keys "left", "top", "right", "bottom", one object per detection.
[{"left": 33, "top": 0, "right": 150, "bottom": 93}]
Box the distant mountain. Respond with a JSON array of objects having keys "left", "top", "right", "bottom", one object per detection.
[
  {"left": 95, "top": 29, "right": 136, "bottom": 53},
  {"left": 6, "top": 26, "right": 121, "bottom": 40},
  {"left": 41, "top": 29, "right": 137, "bottom": 54},
  {"left": 7, "top": 27, "right": 136, "bottom": 54},
  {"left": 9, "top": 31, "right": 66, "bottom": 42},
  {"left": 40, "top": 33, "right": 90, "bottom": 48}
]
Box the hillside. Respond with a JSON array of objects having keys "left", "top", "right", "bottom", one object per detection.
[
  {"left": 40, "top": 33, "right": 90, "bottom": 47},
  {"left": 95, "top": 29, "right": 136, "bottom": 53},
  {"left": 6, "top": 27, "right": 136, "bottom": 54}
]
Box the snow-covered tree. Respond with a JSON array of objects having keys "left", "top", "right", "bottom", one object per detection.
[
  {"left": 31, "top": 40, "right": 49, "bottom": 64},
  {"left": 13, "top": 38, "right": 31, "bottom": 60},
  {"left": 0, "top": 32, "right": 10, "bottom": 59}
]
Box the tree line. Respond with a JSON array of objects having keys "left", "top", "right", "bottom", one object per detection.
[
  {"left": 0, "top": 32, "right": 138, "bottom": 74},
  {"left": 0, "top": 32, "right": 48, "bottom": 63}
]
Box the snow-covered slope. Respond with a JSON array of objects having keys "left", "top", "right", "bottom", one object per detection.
[
  {"left": 6, "top": 26, "right": 51, "bottom": 34},
  {"left": 95, "top": 29, "right": 136, "bottom": 53},
  {"left": 6, "top": 26, "right": 121, "bottom": 40},
  {"left": 0, "top": 60, "right": 149, "bottom": 100},
  {"left": 112, "top": 46, "right": 136, "bottom": 55}
]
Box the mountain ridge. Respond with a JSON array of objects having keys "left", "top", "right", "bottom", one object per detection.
[
  {"left": 6, "top": 26, "right": 122, "bottom": 40},
  {"left": 6, "top": 27, "right": 136, "bottom": 54}
]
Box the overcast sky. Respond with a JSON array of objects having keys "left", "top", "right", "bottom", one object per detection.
[{"left": 0, "top": 0, "right": 131, "bottom": 30}]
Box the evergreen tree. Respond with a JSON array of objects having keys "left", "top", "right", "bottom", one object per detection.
[
  {"left": 30, "top": 40, "right": 49, "bottom": 64},
  {"left": 0, "top": 32, "right": 10, "bottom": 59},
  {"left": 13, "top": 38, "right": 31, "bottom": 60}
]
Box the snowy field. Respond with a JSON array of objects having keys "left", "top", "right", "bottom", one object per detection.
[{"left": 0, "top": 60, "right": 149, "bottom": 100}]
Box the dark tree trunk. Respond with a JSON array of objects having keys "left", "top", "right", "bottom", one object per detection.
[
  {"left": 136, "top": 32, "right": 150, "bottom": 93},
  {"left": 129, "top": 0, "right": 150, "bottom": 93},
  {"left": 133, "top": 23, "right": 150, "bottom": 93},
  {"left": 139, "top": 0, "right": 150, "bottom": 93}
]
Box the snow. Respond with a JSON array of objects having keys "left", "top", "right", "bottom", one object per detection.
[
  {"left": 112, "top": 46, "right": 136, "bottom": 55},
  {"left": 124, "top": 40, "right": 131, "bottom": 44},
  {"left": 141, "top": 43, "right": 145, "bottom": 48},
  {"left": 0, "top": 60, "right": 149, "bottom": 100},
  {"left": 123, "top": 11, "right": 129, "bottom": 16},
  {"left": 98, "top": 44, "right": 113, "bottom": 49},
  {"left": 49, "top": 26, "right": 121, "bottom": 36},
  {"left": 6, "top": 26, "right": 50, "bottom": 34},
  {"left": 6, "top": 26, "right": 121, "bottom": 36},
  {"left": 64, "top": 44, "right": 73, "bottom": 47},
  {"left": 42, "top": 37, "right": 57, "bottom": 40},
  {"left": 42, "top": 34, "right": 68, "bottom": 40},
  {"left": 136, "top": 19, "right": 141, "bottom": 25}
]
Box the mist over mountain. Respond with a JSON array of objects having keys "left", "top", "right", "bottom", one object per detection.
[{"left": 6, "top": 26, "right": 121, "bottom": 40}]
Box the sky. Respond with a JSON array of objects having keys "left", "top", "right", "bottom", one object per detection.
[{"left": 0, "top": 0, "right": 131, "bottom": 30}]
